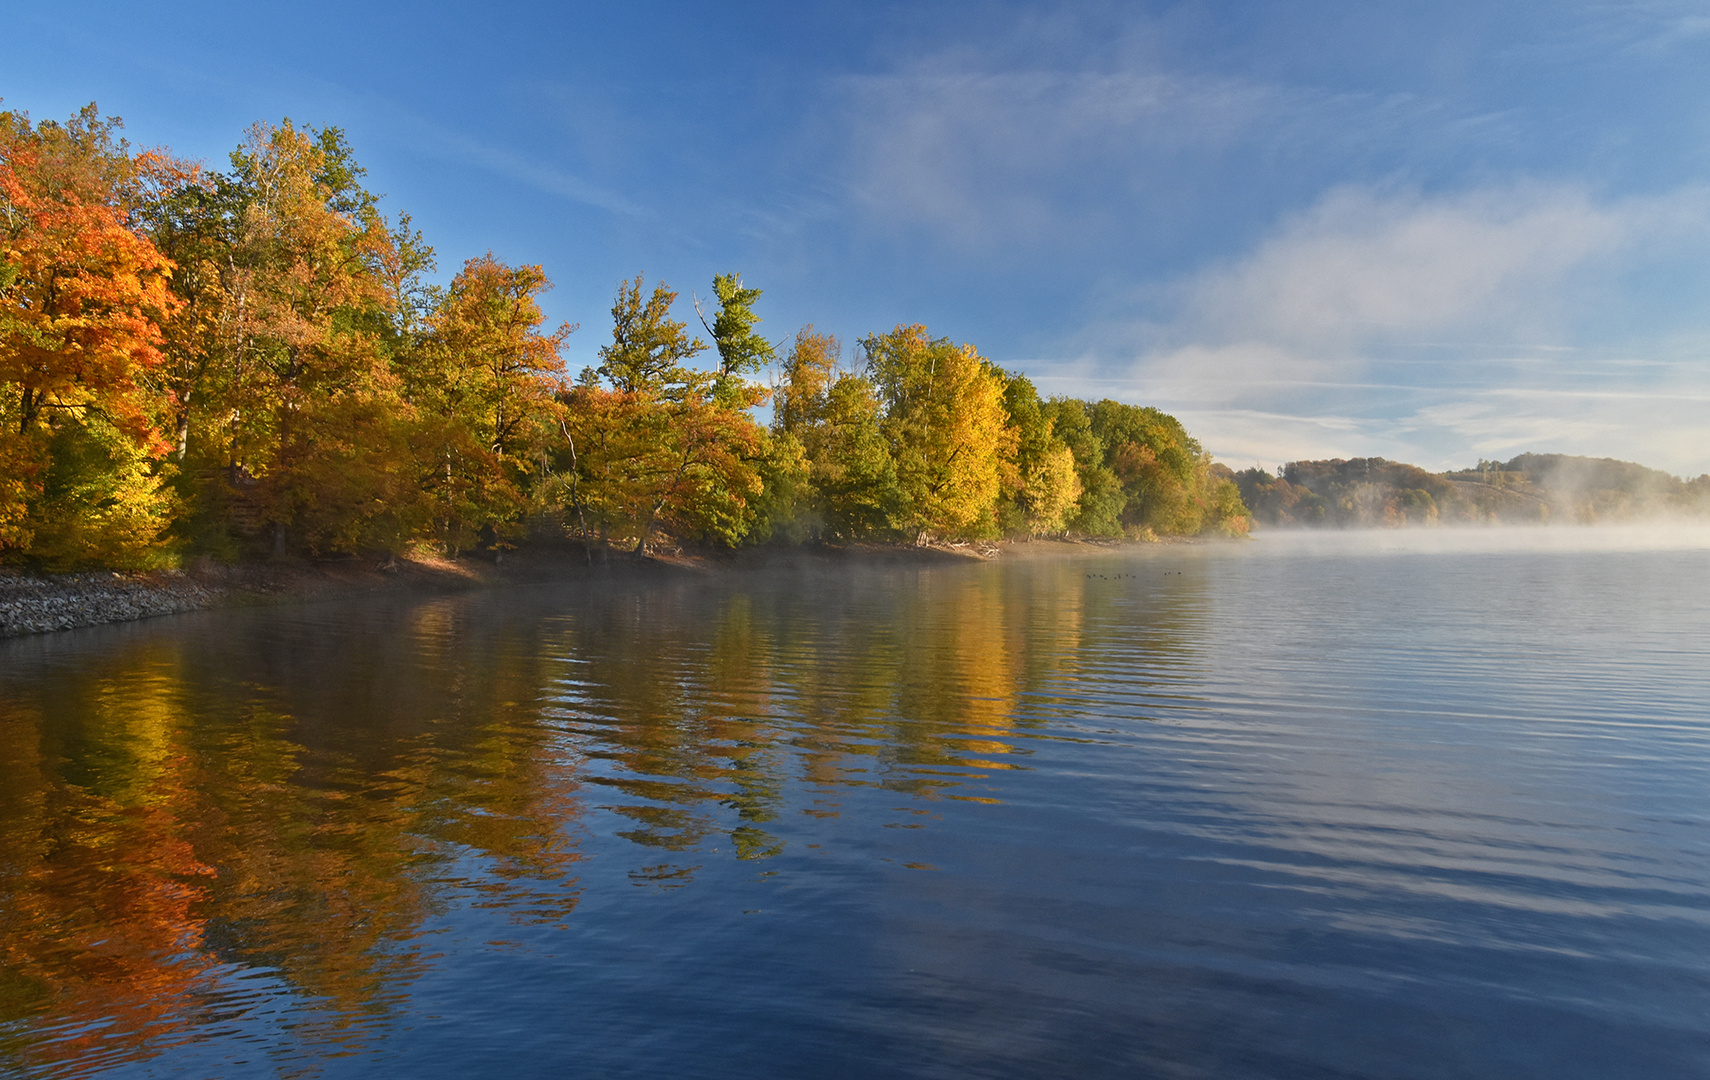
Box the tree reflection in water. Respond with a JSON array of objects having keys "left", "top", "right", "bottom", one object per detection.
[{"left": 0, "top": 556, "right": 1191, "bottom": 1076}]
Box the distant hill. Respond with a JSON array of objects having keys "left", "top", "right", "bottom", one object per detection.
[{"left": 1231, "top": 454, "right": 1710, "bottom": 528}]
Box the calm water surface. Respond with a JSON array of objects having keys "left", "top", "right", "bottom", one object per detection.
[{"left": 3, "top": 531, "right": 1709, "bottom": 1078}]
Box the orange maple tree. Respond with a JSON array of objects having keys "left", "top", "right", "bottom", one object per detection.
[{"left": 0, "top": 105, "right": 182, "bottom": 560}]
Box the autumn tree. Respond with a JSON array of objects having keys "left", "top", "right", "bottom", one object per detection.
[
  {"left": 133, "top": 120, "right": 436, "bottom": 556},
  {"left": 770, "top": 328, "right": 897, "bottom": 541},
  {"left": 563, "top": 275, "right": 768, "bottom": 555},
  {"left": 131, "top": 155, "right": 230, "bottom": 468},
  {"left": 1038, "top": 398, "right": 1122, "bottom": 536},
  {"left": 861, "top": 324, "right": 1012, "bottom": 542},
  {"left": 2, "top": 106, "right": 1250, "bottom": 567},
  {"left": 1088, "top": 400, "right": 1204, "bottom": 534},
  {"left": 814, "top": 372, "right": 899, "bottom": 540},
  {"left": 397, "top": 255, "right": 573, "bottom": 551},
  {"left": 557, "top": 383, "right": 770, "bottom": 555},
  {"left": 637, "top": 398, "right": 768, "bottom": 547},
  {"left": 554, "top": 381, "right": 657, "bottom": 552},
  {"left": 0, "top": 103, "right": 182, "bottom": 567},
  {"left": 1068, "top": 399, "right": 1248, "bottom": 537},
  {"left": 773, "top": 326, "right": 836, "bottom": 435}
]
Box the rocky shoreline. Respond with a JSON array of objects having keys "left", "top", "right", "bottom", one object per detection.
[
  {"left": 0, "top": 556, "right": 516, "bottom": 639},
  {"left": 0, "top": 569, "right": 226, "bottom": 637}
]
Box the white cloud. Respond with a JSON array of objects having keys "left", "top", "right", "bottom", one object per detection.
[
  {"left": 819, "top": 14, "right": 1710, "bottom": 475},
  {"left": 1164, "top": 408, "right": 1378, "bottom": 470},
  {"left": 1056, "top": 183, "right": 1710, "bottom": 473},
  {"left": 1176, "top": 186, "right": 1657, "bottom": 348},
  {"left": 1168, "top": 183, "right": 1710, "bottom": 355},
  {"left": 1407, "top": 386, "right": 1710, "bottom": 476},
  {"left": 1169, "top": 383, "right": 1710, "bottom": 477}
]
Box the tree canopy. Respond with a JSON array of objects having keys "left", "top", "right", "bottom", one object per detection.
[{"left": 0, "top": 103, "right": 1250, "bottom": 570}]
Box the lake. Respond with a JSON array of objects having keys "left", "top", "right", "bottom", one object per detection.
[{"left": 3, "top": 529, "right": 1709, "bottom": 1079}]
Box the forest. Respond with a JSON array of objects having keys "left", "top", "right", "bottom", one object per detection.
[
  {"left": 1235, "top": 454, "right": 1710, "bottom": 528},
  {"left": 0, "top": 105, "right": 1249, "bottom": 571}
]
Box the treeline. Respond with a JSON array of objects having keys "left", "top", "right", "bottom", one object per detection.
[
  {"left": 1236, "top": 454, "right": 1710, "bottom": 528},
  {"left": 0, "top": 105, "right": 1247, "bottom": 569}
]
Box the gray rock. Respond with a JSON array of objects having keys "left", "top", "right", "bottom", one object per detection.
[{"left": 0, "top": 570, "right": 224, "bottom": 637}]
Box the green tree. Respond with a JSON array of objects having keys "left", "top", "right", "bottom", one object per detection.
[
  {"left": 597, "top": 275, "right": 705, "bottom": 396},
  {"left": 1039, "top": 398, "right": 1123, "bottom": 536},
  {"left": 772, "top": 328, "right": 898, "bottom": 541},
  {"left": 697, "top": 273, "right": 774, "bottom": 408},
  {"left": 563, "top": 276, "right": 767, "bottom": 555},
  {"left": 1088, "top": 399, "right": 1202, "bottom": 534},
  {"left": 997, "top": 375, "right": 1080, "bottom": 536}
]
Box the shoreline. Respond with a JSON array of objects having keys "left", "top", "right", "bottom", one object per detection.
[{"left": 0, "top": 537, "right": 1161, "bottom": 639}]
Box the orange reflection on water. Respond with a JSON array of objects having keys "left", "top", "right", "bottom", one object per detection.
[
  {"left": 0, "top": 616, "right": 591, "bottom": 1075},
  {"left": 0, "top": 557, "right": 1170, "bottom": 1076}
]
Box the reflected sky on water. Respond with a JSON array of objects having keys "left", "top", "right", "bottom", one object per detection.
[{"left": 3, "top": 538, "right": 1709, "bottom": 1078}]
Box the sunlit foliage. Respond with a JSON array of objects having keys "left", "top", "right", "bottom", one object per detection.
[
  {"left": 0, "top": 105, "right": 181, "bottom": 566},
  {"left": 596, "top": 274, "right": 704, "bottom": 397},
  {"left": 770, "top": 329, "right": 898, "bottom": 542},
  {"left": 861, "top": 325, "right": 1015, "bottom": 542},
  {"left": 402, "top": 255, "right": 573, "bottom": 552},
  {"left": 562, "top": 276, "right": 769, "bottom": 553},
  {"left": 699, "top": 272, "right": 774, "bottom": 408},
  {"left": 1, "top": 103, "right": 1248, "bottom": 569}
]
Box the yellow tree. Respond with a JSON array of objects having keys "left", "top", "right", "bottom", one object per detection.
[
  {"left": 1021, "top": 444, "right": 1081, "bottom": 535},
  {"left": 403, "top": 254, "right": 572, "bottom": 551},
  {"left": 860, "top": 324, "right": 1013, "bottom": 541},
  {"left": 596, "top": 274, "right": 704, "bottom": 395},
  {"left": 556, "top": 382, "right": 660, "bottom": 550},
  {"left": 188, "top": 121, "right": 417, "bottom": 555},
  {"left": 556, "top": 383, "right": 765, "bottom": 554},
  {"left": 639, "top": 397, "right": 768, "bottom": 548},
  {"left": 421, "top": 256, "right": 570, "bottom": 463}
]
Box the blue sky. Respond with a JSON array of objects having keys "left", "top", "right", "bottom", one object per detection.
[{"left": 6, "top": 1, "right": 1709, "bottom": 474}]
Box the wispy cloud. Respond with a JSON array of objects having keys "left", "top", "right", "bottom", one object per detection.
[
  {"left": 361, "top": 98, "right": 651, "bottom": 219},
  {"left": 833, "top": 64, "right": 1390, "bottom": 250},
  {"left": 1158, "top": 381, "right": 1710, "bottom": 477},
  {"left": 448, "top": 135, "right": 649, "bottom": 219},
  {"left": 1563, "top": 1, "right": 1710, "bottom": 55}
]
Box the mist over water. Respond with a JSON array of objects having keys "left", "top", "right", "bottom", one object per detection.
[
  {"left": 1248, "top": 520, "right": 1710, "bottom": 555},
  {"left": 2, "top": 539, "right": 1708, "bottom": 1078}
]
